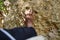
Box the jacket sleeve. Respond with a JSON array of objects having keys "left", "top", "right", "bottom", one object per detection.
[
  {"left": 0, "top": 30, "right": 11, "bottom": 40},
  {"left": 10, "top": 27, "right": 37, "bottom": 40},
  {"left": 22, "top": 27, "right": 37, "bottom": 39},
  {"left": 0, "top": 27, "right": 37, "bottom": 40}
]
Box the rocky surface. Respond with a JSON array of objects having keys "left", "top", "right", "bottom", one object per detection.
[{"left": 0, "top": 0, "right": 60, "bottom": 40}]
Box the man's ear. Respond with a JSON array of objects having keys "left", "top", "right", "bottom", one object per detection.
[{"left": 0, "top": 11, "right": 3, "bottom": 17}]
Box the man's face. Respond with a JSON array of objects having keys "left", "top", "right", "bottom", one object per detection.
[{"left": 25, "top": 9, "right": 33, "bottom": 20}]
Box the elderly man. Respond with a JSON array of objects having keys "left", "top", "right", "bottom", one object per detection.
[
  {"left": 0, "top": 9, "right": 48, "bottom": 40},
  {"left": 0, "top": 9, "right": 37, "bottom": 40}
]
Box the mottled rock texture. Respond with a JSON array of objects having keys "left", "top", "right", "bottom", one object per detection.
[{"left": 0, "top": 0, "right": 60, "bottom": 40}]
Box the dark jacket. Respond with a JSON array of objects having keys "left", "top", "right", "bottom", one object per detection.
[{"left": 0, "top": 27, "right": 37, "bottom": 40}]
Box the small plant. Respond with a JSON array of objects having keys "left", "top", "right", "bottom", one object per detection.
[{"left": 0, "top": 0, "right": 4, "bottom": 11}]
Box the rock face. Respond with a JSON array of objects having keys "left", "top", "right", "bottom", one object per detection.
[{"left": 0, "top": 0, "right": 60, "bottom": 40}]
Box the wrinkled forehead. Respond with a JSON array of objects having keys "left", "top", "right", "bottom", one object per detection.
[{"left": 23, "top": 2, "right": 32, "bottom": 10}]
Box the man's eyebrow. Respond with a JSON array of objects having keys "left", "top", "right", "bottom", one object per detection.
[{"left": 26, "top": 7, "right": 30, "bottom": 10}]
